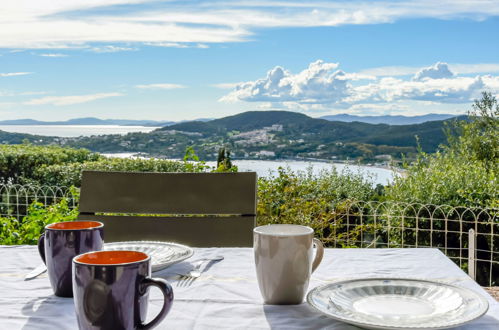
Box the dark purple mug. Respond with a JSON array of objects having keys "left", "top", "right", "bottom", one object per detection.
[
  {"left": 38, "top": 221, "right": 104, "bottom": 297},
  {"left": 73, "top": 250, "right": 173, "bottom": 330}
]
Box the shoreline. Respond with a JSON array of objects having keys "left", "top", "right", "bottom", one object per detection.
[{"left": 101, "top": 152, "right": 404, "bottom": 173}]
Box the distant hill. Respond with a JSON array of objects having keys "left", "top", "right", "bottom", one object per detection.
[
  {"left": 0, "top": 130, "right": 54, "bottom": 144},
  {"left": 0, "top": 117, "right": 175, "bottom": 126},
  {"left": 0, "top": 114, "right": 454, "bottom": 126},
  {"left": 2, "top": 110, "right": 466, "bottom": 162},
  {"left": 0, "top": 117, "right": 216, "bottom": 126},
  {"left": 320, "top": 113, "right": 456, "bottom": 125},
  {"left": 162, "top": 110, "right": 454, "bottom": 152}
]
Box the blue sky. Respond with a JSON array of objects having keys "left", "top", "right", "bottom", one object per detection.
[{"left": 1, "top": 1, "right": 499, "bottom": 121}]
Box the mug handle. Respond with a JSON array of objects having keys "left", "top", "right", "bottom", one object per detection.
[
  {"left": 37, "top": 232, "right": 46, "bottom": 264},
  {"left": 311, "top": 238, "right": 324, "bottom": 273},
  {"left": 138, "top": 277, "right": 174, "bottom": 330}
]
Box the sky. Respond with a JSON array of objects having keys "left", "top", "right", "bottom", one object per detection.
[{"left": 1, "top": 0, "right": 499, "bottom": 121}]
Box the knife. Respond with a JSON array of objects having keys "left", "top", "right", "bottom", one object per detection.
[{"left": 24, "top": 264, "right": 47, "bottom": 281}]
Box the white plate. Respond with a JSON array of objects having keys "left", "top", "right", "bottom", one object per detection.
[
  {"left": 306, "top": 278, "right": 489, "bottom": 330},
  {"left": 104, "top": 241, "right": 194, "bottom": 272}
]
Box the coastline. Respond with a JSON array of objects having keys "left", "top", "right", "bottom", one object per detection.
[{"left": 101, "top": 152, "right": 405, "bottom": 174}]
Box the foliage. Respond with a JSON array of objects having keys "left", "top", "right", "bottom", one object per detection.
[
  {"left": 0, "top": 144, "right": 101, "bottom": 185},
  {"left": 214, "top": 147, "right": 238, "bottom": 172},
  {"left": 33, "top": 157, "right": 210, "bottom": 187},
  {"left": 451, "top": 91, "right": 499, "bottom": 167},
  {"left": 0, "top": 197, "right": 78, "bottom": 245},
  {"left": 382, "top": 92, "right": 499, "bottom": 284},
  {"left": 183, "top": 146, "right": 200, "bottom": 162},
  {"left": 386, "top": 92, "right": 499, "bottom": 208},
  {"left": 385, "top": 151, "right": 498, "bottom": 208},
  {"left": 256, "top": 166, "right": 379, "bottom": 246}
]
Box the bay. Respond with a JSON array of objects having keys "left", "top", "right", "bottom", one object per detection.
[
  {"left": 0, "top": 125, "right": 160, "bottom": 137},
  {"left": 214, "top": 159, "right": 400, "bottom": 186},
  {"left": 102, "top": 153, "right": 400, "bottom": 185},
  {"left": 0, "top": 124, "right": 399, "bottom": 185}
]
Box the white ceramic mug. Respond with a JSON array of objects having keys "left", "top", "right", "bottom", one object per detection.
[{"left": 254, "top": 224, "right": 324, "bottom": 304}]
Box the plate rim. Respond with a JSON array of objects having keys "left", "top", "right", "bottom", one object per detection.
[
  {"left": 306, "top": 277, "right": 490, "bottom": 330},
  {"left": 103, "top": 240, "right": 194, "bottom": 271}
]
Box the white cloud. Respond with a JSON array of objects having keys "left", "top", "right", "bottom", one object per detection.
[
  {"left": 0, "top": 102, "right": 17, "bottom": 109},
  {"left": 0, "top": 90, "right": 46, "bottom": 97},
  {"left": 135, "top": 83, "right": 185, "bottom": 90},
  {"left": 0, "top": 72, "right": 33, "bottom": 77},
  {"left": 358, "top": 66, "right": 419, "bottom": 77},
  {"left": 146, "top": 42, "right": 209, "bottom": 49},
  {"left": 2, "top": 0, "right": 499, "bottom": 49},
  {"left": 38, "top": 53, "right": 68, "bottom": 57},
  {"left": 221, "top": 60, "right": 499, "bottom": 111},
  {"left": 221, "top": 60, "right": 349, "bottom": 104},
  {"left": 360, "top": 63, "right": 499, "bottom": 77},
  {"left": 450, "top": 63, "right": 499, "bottom": 74},
  {"left": 354, "top": 75, "right": 487, "bottom": 104},
  {"left": 90, "top": 46, "right": 138, "bottom": 53},
  {"left": 413, "top": 62, "right": 454, "bottom": 81},
  {"left": 25, "top": 92, "right": 123, "bottom": 106}
]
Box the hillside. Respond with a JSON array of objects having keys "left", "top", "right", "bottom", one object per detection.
[
  {"left": 0, "top": 110, "right": 458, "bottom": 162},
  {"left": 0, "top": 118, "right": 174, "bottom": 126},
  {"left": 162, "top": 111, "right": 449, "bottom": 152},
  {"left": 320, "top": 113, "right": 456, "bottom": 125}
]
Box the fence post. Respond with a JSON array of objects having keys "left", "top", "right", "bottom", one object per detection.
[{"left": 468, "top": 228, "right": 476, "bottom": 280}]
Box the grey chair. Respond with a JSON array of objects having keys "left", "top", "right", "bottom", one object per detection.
[{"left": 77, "top": 170, "right": 257, "bottom": 247}]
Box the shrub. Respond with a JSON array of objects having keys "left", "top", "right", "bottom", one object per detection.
[
  {"left": 256, "top": 166, "right": 378, "bottom": 246},
  {"left": 386, "top": 92, "right": 499, "bottom": 208},
  {"left": 385, "top": 151, "right": 498, "bottom": 208},
  {"left": 0, "top": 197, "right": 78, "bottom": 245},
  {"left": 0, "top": 144, "right": 101, "bottom": 185},
  {"left": 33, "top": 157, "right": 210, "bottom": 187}
]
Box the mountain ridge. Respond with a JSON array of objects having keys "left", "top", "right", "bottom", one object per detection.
[
  {"left": 320, "top": 113, "right": 456, "bottom": 125},
  {"left": 0, "top": 112, "right": 457, "bottom": 126},
  {"left": 1, "top": 110, "right": 466, "bottom": 162}
]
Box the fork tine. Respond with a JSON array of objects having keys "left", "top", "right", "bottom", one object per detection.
[
  {"left": 185, "top": 276, "right": 195, "bottom": 287},
  {"left": 177, "top": 275, "right": 187, "bottom": 287}
]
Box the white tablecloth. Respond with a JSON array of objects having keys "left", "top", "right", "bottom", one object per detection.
[{"left": 0, "top": 246, "right": 498, "bottom": 329}]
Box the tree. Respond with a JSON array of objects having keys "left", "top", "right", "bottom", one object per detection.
[
  {"left": 216, "top": 147, "right": 237, "bottom": 172},
  {"left": 459, "top": 91, "right": 498, "bottom": 168},
  {"left": 386, "top": 92, "right": 498, "bottom": 208}
]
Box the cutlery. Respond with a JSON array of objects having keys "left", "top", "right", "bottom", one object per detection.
[
  {"left": 24, "top": 264, "right": 47, "bottom": 281},
  {"left": 177, "top": 256, "right": 224, "bottom": 287}
]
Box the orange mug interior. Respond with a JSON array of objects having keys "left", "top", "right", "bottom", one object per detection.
[
  {"left": 47, "top": 221, "right": 102, "bottom": 230},
  {"left": 75, "top": 250, "right": 149, "bottom": 265}
]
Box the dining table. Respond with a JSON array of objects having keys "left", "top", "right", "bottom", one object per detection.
[{"left": 0, "top": 245, "right": 498, "bottom": 329}]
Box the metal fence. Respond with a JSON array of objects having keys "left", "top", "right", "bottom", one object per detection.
[
  {"left": 0, "top": 184, "right": 78, "bottom": 219},
  {"left": 1, "top": 184, "right": 497, "bottom": 286},
  {"left": 326, "top": 200, "right": 498, "bottom": 287}
]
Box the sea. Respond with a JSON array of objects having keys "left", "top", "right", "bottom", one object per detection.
[
  {"left": 0, "top": 125, "right": 160, "bottom": 137},
  {"left": 0, "top": 125, "right": 400, "bottom": 185},
  {"left": 102, "top": 155, "right": 400, "bottom": 186}
]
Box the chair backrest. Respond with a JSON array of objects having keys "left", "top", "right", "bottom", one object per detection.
[{"left": 77, "top": 171, "right": 257, "bottom": 247}]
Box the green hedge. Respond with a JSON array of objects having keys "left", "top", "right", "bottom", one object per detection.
[
  {"left": 0, "top": 144, "right": 210, "bottom": 186},
  {"left": 34, "top": 157, "right": 209, "bottom": 187},
  {"left": 257, "top": 166, "right": 379, "bottom": 245},
  {"left": 0, "top": 144, "right": 101, "bottom": 184}
]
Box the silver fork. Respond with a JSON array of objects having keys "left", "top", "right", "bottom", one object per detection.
[{"left": 177, "top": 256, "right": 224, "bottom": 287}]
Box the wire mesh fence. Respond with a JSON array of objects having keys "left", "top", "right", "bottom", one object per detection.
[
  {"left": 1, "top": 184, "right": 497, "bottom": 286},
  {"left": 0, "top": 184, "right": 78, "bottom": 220},
  {"left": 325, "top": 200, "right": 498, "bottom": 287}
]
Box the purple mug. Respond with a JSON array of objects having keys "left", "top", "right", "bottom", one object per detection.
[
  {"left": 38, "top": 221, "right": 104, "bottom": 297},
  {"left": 73, "top": 250, "right": 173, "bottom": 330}
]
